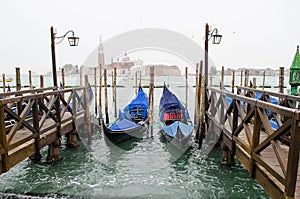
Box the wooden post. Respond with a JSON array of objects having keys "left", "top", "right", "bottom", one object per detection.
[
  {"left": 244, "top": 70, "right": 249, "bottom": 88},
  {"left": 194, "top": 63, "right": 199, "bottom": 126},
  {"left": 84, "top": 75, "right": 92, "bottom": 144},
  {"left": 104, "top": 69, "right": 109, "bottom": 124},
  {"left": 67, "top": 89, "right": 78, "bottom": 148},
  {"left": 284, "top": 113, "right": 300, "bottom": 198},
  {"left": 29, "top": 96, "right": 42, "bottom": 162},
  {"left": 221, "top": 66, "right": 224, "bottom": 90},
  {"left": 198, "top": 61, "right": 205, "bottom": 148},
  {"left": 135, "top": 71, "right": 138, "bottom": 94},
  {"left": 40, "top": 75, "right": 44, "bottom": 90},
  {"left": 94, "top": 68, "right": 97, "bottom": 115},
  {"left": 80, "top": 66, "right": 83, "bottom": 87},
  {"left": 250, "top": 106, "right": 261, "bottom": 177},
  {"left": 16, "top": 67, "right": 21, "bottom": 91},
  {"left": 29, "top": 70, "right": 33, "bottom": 90},
  {"left": 99, "top": 64, "right": 102, "bottom": 114},
  {"left": 0, "top": 103, "right": 9, "bottom": 172},
  {"left": 2, "top": 74, "right": 5, "bottom": 93},
  {"left": 16, "top": 67, "right": 22, "bottom": 116},
  {"left": 61, "top": 68, "right": 65, "bottom": 99},
  {"left": 185, "top": 67, "right": 188, "bottom": 109},
  {"left": 113, "top": 67, "right": 117, "bottom": 118},
  {"left": 262, "top": 70, "right": 265, "bottom": 90},
  {"left": 231, "top": 70, "right": 235, "bottom": 93},
  {"left": 148, "top": 66, "right": 154, "bottom": 137},
  {"left": 240, "top": 70, "right": 243, "bottom": 87},
  {"left": 39, "top": 75, "right": 44, "bottom": 115},
  {"left": 61, "top": 68, "right": 65, "bottom": 90},
  {"left": 279, "top": 67, "right": 284, "bottom": 94},
  {"left": 253, "top": 77, "right": 257, "bottom": 89},
  {"left": 139, "top": 70, "right": 142, "bottom": 86},
  {"left": 209, "top": 67, "right": 213, "bottom": 86}
]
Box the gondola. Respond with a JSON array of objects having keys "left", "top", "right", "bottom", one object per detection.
[
  {"left": 100, "top": 86, "right": 148, "bottom": 144},
  {"left": 159, "top": 85, "right": 193, "bottom": 150}
]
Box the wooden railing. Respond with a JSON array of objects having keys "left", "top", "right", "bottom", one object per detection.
[
  {"left": 205, "top": 86, "right": 300, "bottom": 198},
  {"left": 0, "top": 87, "right": 87, "bottom": 173}
]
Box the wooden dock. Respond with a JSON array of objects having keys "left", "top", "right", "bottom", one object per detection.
[
  {"left": 203, "top": 86, "right": 300, "bottom": 199},
  {"left": 0, "top": 86, "right": 89, "bottom": 175}
]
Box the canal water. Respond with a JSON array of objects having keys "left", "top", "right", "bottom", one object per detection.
[{"left": 0, "top": 74, "right": 277, "bottom": 198}]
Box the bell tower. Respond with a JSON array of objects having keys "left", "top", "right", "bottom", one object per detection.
[{"left": 98, "top": 35, "right": 105, "bottom": 68}]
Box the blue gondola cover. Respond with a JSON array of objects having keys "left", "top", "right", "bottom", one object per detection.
[
  {"left": 123, "top": 87, "right": 148, "bottom": 121},
  {"left": 109, "top": 119, "right": 140, "bottom": 130},
  {"left": 159, "top": 87, "right": 184, "bottom": 111}
]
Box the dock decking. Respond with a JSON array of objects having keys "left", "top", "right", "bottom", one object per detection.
[{"left": 204, "top": 86, "right": 300, "bottom": 198}]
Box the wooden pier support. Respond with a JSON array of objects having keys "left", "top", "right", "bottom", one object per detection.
[
  {"left": 2, "top": 74, "right": 5, "bottom": 93},
  {"left": 279, "top": 67, "right": 284, "bottom": 94},
  {"left": 29, "top": 70, "right": 33, "bottom": 90},
  {"left": 94, "top": 68, "right": 98, "bottom": 115},
  {"left": 148, "top": 66, "right": 154, "bottom": 137},
  {"left": 99, "top": 64, "right": 102, "bottom": 112},
  {"left": 104, "top": 69, "right": 109, "bottom": 125},
  {"left": 185, "top": 67, "right": 188, "bottom": 108},
  {"left": 113, "top": 68, "right": 117, "bottom": 118}
]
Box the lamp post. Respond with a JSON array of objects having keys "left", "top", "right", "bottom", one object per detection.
[
  {"left": 202, "top": 23, "right": 222, "bottom": 145},
  {"left": 50, "top": 26, "right": 79, "bottom": 89},
  {"left": 47, "top": 26, "right": 79, "bottom": 162}
]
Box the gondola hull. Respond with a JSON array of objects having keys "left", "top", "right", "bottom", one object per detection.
[
  {"left": 160, "top": 121, "right": 193, "bottom": 150},
  {"left": 101, "top": 119, "right": 147, "bottom": 144}
]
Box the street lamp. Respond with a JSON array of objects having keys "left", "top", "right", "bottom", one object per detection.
[
  {"left": 201, "top": 23, "right": 222, "bottom": 147},
  {"left": 50, "top": 26, "right": 79, "bottom": 89}
]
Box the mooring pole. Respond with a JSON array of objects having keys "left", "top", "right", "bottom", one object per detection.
[
  {"left": 139, "top": 70, "right": 142, "bottom": 86},
  {"left": 94, "top": 67, "right": 97, "bottom": 115},
  {"left": 2, "top": 74, "right": 5, "bottom": 93},
  {"left": 279, "top": 67, "right": 284, "bottom": 94},
  {"left": 113, "top": 67, "right": 117, "bottom": 118},
  {"left": 194, "top": 63, "right": 199, "bottom": 126},
  {"left": 185, "top": 67, "right": 188, "bottom": 109},
  {"left": 16, "top": 67, "right": 22, "bottom": 116},
  {"left": 240, "top": 70, "right": 243, "bottom": 87},
  {"left": 104, "top": 69, "right": 109, "bottom": 125},
  {"left": 135, "top": 71, "right": 138, "bottom": 94},
  {"left": 148, "top": 66, "right": 154, "bottom": 137},
  {"left": 262, "top": 70, "right": 265, "bottom": 91},
  {"left": 99, "top": 64, "right": 102, "bottom": 114},
  {"left": 80, "top": 66, "right": 83, "bottom": 87},
  {"left": 61, "top": 68, "right": 65, "bottom": 99},
  {"left": 84, "top": 75, "right": 92, "bottom": 144},
  {"left": 29, "top": 70, "right": 33, "bottom": 90},
  {"left": 244, "top": 70, "right": 249, "bottom": 88},
  {"left": 221, "top": 66, "right": 224, "bottom": 90},
  {"left": 231, "top": 70, "right": 235, "bottom": 93},
  {"left": 199, "top": 62, "right": 205, "bottom": 148}
]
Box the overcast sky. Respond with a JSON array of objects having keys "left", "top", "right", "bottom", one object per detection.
[{"left": 0, "top": 0, "right": 299, "bottom": 75}]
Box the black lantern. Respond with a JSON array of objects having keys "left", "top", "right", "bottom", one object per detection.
[
  {"left": 68, "top": 34, "right": 79, "bottom": 46},
  {"left": 212, "top": 29, "right": 222, "bottom": 44}
]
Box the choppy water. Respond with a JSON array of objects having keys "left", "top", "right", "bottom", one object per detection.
[
  {"left": 0, "top": 135, "right": 268, "bottom": 198},
  {"left": 0, "top": 74, "right": 273, "bottom": 198}
]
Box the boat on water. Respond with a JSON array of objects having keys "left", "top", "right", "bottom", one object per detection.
[
  {"left": 100, "top": 86, "right": 149, "bottom": 144},
  {"left": 159, "top": 85, "right": 193, "bottom": 150},
  {"left": 0, "top": 77, "right": 13, "bottom": 82}
]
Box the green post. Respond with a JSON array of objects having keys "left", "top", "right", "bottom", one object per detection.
[{"left": 289, "top": 45, "right": 300, "bottom": 95}]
